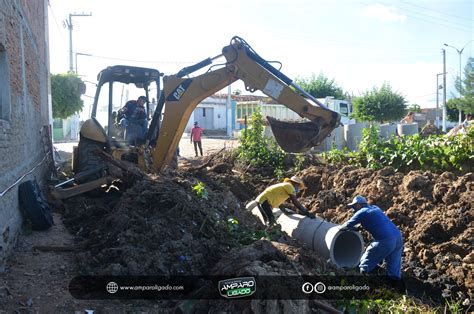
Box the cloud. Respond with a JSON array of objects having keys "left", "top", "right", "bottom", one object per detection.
[{"left": 362, "top": 3, "right": 407, "bottom": 23}]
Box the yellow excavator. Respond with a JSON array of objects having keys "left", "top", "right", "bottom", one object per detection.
[{"left": 53, "top": 36, "right": 340, "bottom": 199}]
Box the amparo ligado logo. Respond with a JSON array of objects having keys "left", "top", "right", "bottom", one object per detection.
[{"left": 218, "top": 277, "right": 256, "bottom": 298}]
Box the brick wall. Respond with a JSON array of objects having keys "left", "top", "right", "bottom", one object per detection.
[{"left": 0, "top": 0, "right": 50, "bottom": 270}]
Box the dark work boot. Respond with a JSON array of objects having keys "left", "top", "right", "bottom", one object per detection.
[
  {"left": 262, "top": 207, "right": 276, "bottom": 226},
  {"left": 257, "top": 205, "right": 269, "bottom": 225}
]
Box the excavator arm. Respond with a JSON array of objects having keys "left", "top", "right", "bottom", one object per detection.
[{"left": 151, "top": 36, "right": 340, "bottom": 172}]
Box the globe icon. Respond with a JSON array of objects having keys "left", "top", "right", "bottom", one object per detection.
[{"left": 106, "top": 281, "right": 119, "bottom": 294}]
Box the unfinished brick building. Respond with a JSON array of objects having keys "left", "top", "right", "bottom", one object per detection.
[{"left": 0, "top": 0, "right": 51, "bottom": 269}]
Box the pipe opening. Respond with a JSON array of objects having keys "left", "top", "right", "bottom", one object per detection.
[{"left": 331, "top": 231, "right": 364, "bottom": 268}]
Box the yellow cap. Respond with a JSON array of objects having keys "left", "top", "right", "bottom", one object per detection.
[{"left": 284, "top": 176, "right": 306, "bottom": 190}]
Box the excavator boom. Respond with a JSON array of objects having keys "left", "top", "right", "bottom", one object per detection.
[{"left": 152, "top": 36, "right": 340, "bottom": 172}]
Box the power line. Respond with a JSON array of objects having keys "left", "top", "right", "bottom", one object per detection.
[
  {"left": 395, "top": 3, "right": 473, "bottom": 31},
  {"left": 81, "top": 53, "right": 194, "bottom": 65},
  {"left": 362, "top": 1, "right": 473, "bottom": 34},
  {"left": 47, "top": 2, "right": 67, "bottom": 45},
  {"left": 399, "top": 0, "right": 473, "bottom": 23},
  {"left": 400, "top": 11, "right": 472, "bottom": 34}
]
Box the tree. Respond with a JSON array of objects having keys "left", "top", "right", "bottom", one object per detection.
[
  {"left": 352, "top": 83, "right": 406, "bottom": 123},
  {"left": 446, "top": 99, "right": 459, "bottom": 122},
  {"left": 407, "top": 103, "right": 421, "bottom": 113},
  {"left": 51, "top": 73, "right": 85, "bottom": 119},
  {"left": 452, "top": 57, "right": 474, "bottom": 115},
  {"left": 294, "top": 73, "right": 346, "bottom": 99}
]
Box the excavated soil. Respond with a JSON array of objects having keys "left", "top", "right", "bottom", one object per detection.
[
  {"left": 59, "top": 161, "right": 345, "bottom": 312},
  {"left": 299, "top": 165, "right": 473, "bottom": 301},
  {"left": 58, "top": 151, "right": 472, "bottom": 310}
]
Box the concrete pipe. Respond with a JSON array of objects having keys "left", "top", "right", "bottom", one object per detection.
[
  {"left": 344, "top": 123, "right": 368, "bottom": 151},
  {"left": 397, "top": 123, "right": 419, "bottom": 136},
  {"left": 379, "top": 123, "right": 397, "bottom": 139},
  {"left": 247, "top": 201, "right": 364, "bottom": 268}
]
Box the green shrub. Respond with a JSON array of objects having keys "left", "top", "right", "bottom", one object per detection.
[
  {"left": 236, "top": 109, "right": 286, "bottom": 176},
  {"left": 192, "top": 181, "right": 208, "bottom": 200},
  {"left": 321, "top": 126, "right": 473, "bottom": 172}
]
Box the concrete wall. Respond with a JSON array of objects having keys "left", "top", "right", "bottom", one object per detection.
[{"left": 0, "top": 0, "right": 50, "bottom": 269}]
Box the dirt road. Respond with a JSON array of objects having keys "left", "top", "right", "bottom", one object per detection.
[
  {"left": 54, "top": 136, "right": 239, "bottom": 159},
  {"left": 177, "top": 136, "right": 239, "bottom": 158}
]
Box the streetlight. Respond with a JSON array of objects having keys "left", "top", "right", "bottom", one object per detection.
[
  {"left": 75, "top": 52, "right": 92, "bottom": 74},
  {"left": 444, "top": 40, "right": 474, "bottom": 123}
]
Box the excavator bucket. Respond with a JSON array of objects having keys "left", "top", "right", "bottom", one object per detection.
[{"left": 267, "top": 116, "right": 324, "bottom": 153}]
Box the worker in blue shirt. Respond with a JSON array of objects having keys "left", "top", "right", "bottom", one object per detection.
[
  {"left": 341, "top": 195, "right": 403, "bottom": 281},
  {"left": 117, "top": 96, "right": 148, "bottom": 145}
]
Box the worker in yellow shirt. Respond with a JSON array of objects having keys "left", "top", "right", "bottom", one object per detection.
[{"left": 256, "top": 176, "right": 315, "bottom": 226}]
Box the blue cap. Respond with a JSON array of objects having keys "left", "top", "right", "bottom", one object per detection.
[{"left": 347, "top": 195, "right": 367, "bottom": 207}]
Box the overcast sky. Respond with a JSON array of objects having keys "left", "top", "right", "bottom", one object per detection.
[{"left": 48, "top": 0, "right": 474, "bottom": 109}]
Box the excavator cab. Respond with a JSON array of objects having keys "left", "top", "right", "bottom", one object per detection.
[
  {"left": 72, "top": 65, "right": 163, "bottom": 177},
  {"left": 90, "top": 65, "right": 163, "bottom": 144}
]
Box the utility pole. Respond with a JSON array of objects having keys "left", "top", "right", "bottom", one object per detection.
[
  {"left": 442, "top": 49, "right": 447, "bottom": 132},
  {"left": 65, "top": 12, "right": 92, "bottom": 73},
  {"left": 226, "top": 85, "right": 232, "bottom": 138},
  {"left": 444, "top": 41, "right": 474, "bottom": 124},
  {"left": 436, "top": 73, "right": 442, "bottom": 128}
]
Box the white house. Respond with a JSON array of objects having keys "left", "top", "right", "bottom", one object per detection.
[{"left": 186, "top": 95, "right": 230, "bottom": 132}]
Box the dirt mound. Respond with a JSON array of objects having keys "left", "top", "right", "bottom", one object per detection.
[
  {"left": 187, "top": 240, "right": 339, "bottom": 313},
  {"left": 62, "top": 172, "right": 260, "bottom": 276},
  {"left": 420, "top": 123, "right": 442, "bottom": 137},
  {"left": 58, "top": 149, "right": 472, "bottom": 308},
  {"left": 298, "top": 166, "right": 473, "bottom": 300}
]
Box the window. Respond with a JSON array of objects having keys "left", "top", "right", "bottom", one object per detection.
[
  {"left": 0, "top": 47, "right": 11, "bottom": 122},
  {"left": 339, "top": 103, "right": 348, "bottom": 116}
]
